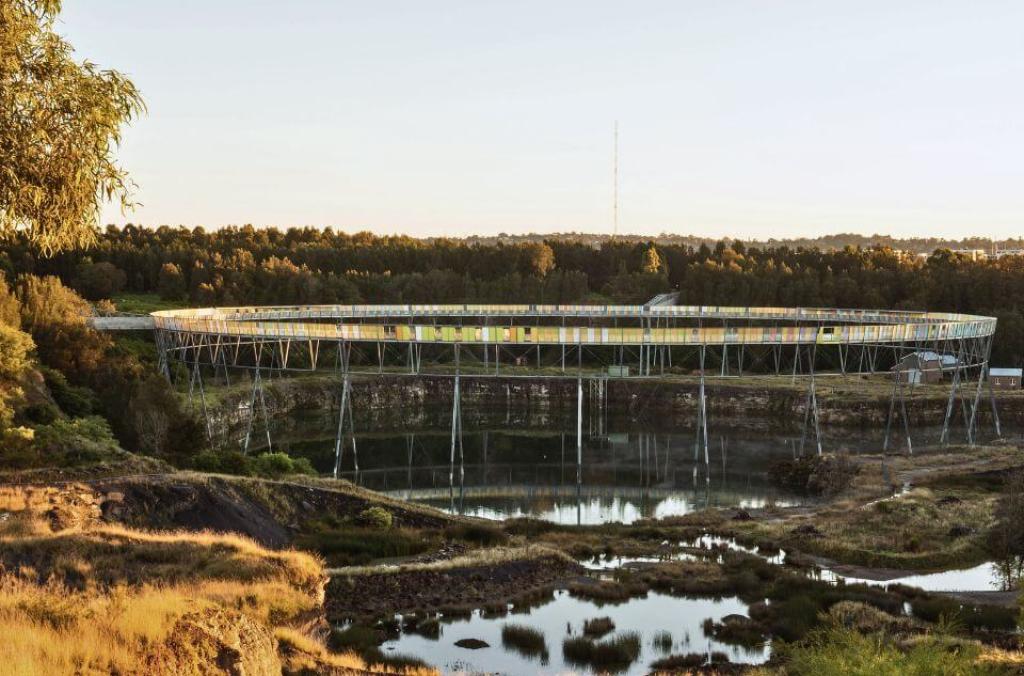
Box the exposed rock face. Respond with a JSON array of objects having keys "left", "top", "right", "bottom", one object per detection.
[
  {"left": 210, "top": 374, "right": 1019, "bottom": 436},
  {"left": 92, "top": 474, "right": 453, "bottom": 548},
  {"left": 96, "top": 476, "right": 292, "bottom": 547},
  {"left": 147, "top": 608, "right": 281, "bottom": 676}
]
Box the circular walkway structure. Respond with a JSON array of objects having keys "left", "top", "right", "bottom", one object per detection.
[
  {"left": 151, "top": 304, "right": 998, "bottom": 466},
  {"left": 153, "top": 304, "right": 995, "bottom": 341}
]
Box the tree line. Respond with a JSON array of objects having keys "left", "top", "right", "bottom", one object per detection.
[{"left": 2, "top": 225, "right": 1024, "bottom": 365}]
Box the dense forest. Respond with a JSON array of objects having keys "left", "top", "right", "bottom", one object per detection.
[
  {"left": 2, "top": 225, "right": 1024, "bottom": 365},
  {"left": 3, "top": 224, "right": 1024, "bottom": 471}
]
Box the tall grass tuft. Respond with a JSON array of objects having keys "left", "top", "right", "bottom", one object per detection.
[
  {"left": 501, "top": 623, "right": 549, "bottom": 660},
  {"left": 583, "top": 616, "right": 615, "bottom": 637},
  {"left": 562, "top": 631, "right": 642, "bottom": 670}
]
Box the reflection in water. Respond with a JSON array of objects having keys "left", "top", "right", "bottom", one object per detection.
[
  {"left": 819, "top": 560, "right": 1020, "bottom": 592},
  {"left": 287, "top": 424, "right": 809, "bottom": 525},
  {"left": 382, "top": 588, "right": 769, "bottom": 675},
  {"left": 271, "top": 406, "right": 1015, "bottom": 526}
]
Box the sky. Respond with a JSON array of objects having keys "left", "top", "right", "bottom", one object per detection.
[{"left": 60, "top": 1, "right": 1024, "bottom": 240}]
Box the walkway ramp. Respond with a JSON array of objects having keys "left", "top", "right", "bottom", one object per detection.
[{"left": 88, "top": 316, "right": 155, "bottom": 331}]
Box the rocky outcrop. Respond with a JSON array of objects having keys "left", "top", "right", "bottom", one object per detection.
[
  {"left": 0, "top": 482, "right": 102, "bottom": 531},
  {"left": 96, "top": 475, "right": 292, "bottom": 547},
  {"left": 147, "top": 607, "right": 281, "bottom": 676}
]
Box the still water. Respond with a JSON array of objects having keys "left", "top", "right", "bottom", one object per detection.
[
  {"left": 278, "top": 420, "right": 809, "bottom": 524},
  {"left": 823, "top": 561, "right": 1019, "bottom": 592},
  {"left": 269, "top": 404, "right": 1010, "bottom": 525},
  {"left": 381, "top": 588, "right": 768, "bottom": 675}
]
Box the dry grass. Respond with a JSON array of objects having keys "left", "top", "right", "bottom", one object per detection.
[
  {"left": 0, "top": 484, "right": 403, "bottom": 676},
  {"left": 329, "top": 544, "right": 573, "bottom": 577},
  {"left": 0, "top": 519, "right": 325, "bottom": 595},
  {"left": 0, "top": 537, "right": 321, "bottom": 675},
  {"left": 0, "top": 574, "right": 427, "bottom": 676},
  {"left": 0, "top": 575, "right": 215, "bottom": 675}
]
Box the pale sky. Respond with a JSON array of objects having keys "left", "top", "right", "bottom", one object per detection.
[{"left": 61, "top": 1, "right": 1024, "bottom": 239}]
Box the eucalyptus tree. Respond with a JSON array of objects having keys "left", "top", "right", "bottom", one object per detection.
[{"left": 0, "top": 0, "right": 144, "bottom": 254}]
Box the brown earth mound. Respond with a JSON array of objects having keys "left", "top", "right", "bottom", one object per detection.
[{"left": 327, "top": 550, "right": 581, "bottom": 620}]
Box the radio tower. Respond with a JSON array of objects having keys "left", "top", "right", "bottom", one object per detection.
[{"left": 612, "top": 121, "right": 619, "bottom": 239}]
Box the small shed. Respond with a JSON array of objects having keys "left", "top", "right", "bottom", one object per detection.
[
  {"left": 891, "top": 351, "right": 954, "bottom": 384},
  {"left": 990, "top": 367, "right": 1022, "bottom": 390}
]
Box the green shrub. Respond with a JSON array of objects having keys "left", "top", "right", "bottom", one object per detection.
[
  {"left": 41, "top": 367, "right": 96, "bottom": 417},
  {"left": 192, "top": 449, "right": 253, "bottom": 476},
  {"left": 17, "top": 416, "right": 121, "bottom": 468},
  {"left": 36, "top": 416, "right": 115, "bottom": 446},
  {"left": 357, "top": 506, "right": 394, "bottom": 530},
  {"left": 779, "top": 626, "right": 1001, "bottom": 675},
  {"left": 200, "top": 451, "right": 320, "bottom": 479},
  {"left": 251, "top": 452, "right": 297, "bottom": 478},
  {"left": 21, "top": 402, "right": 59, "bottom": 425},
  {"left": 290, "top": 456, "right": 316, "bottom": 475},
  {"left": 0, "top": 426, "right": 36, "bottom": 466}
]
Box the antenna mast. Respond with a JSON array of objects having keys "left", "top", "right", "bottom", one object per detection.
[{"left": 613, "top": 121, "right": 619, "bottom": 239}]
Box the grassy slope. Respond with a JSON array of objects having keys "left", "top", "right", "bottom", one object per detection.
[
  {"left": 724, "top": 446, "right": 1024, "bottom": 570},
  {"left": 0, "top": 484, "right": 437, "bottom": 676}
]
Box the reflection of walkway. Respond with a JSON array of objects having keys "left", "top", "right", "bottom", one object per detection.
[
  {"left": 331, "top": 432, "right": 795, "bottom": 522},
  {"left": 385, "top": 483, "right": 775, "bottom": 502},
  {"left": 340, "top": 460, "right": 766, "bottom": 480}
]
